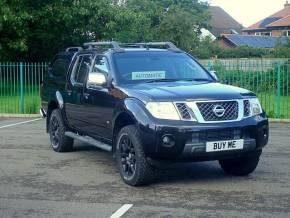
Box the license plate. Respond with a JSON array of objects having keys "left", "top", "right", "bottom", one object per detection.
[{"left": 206, "top": 139, "right": 244, "bottom": 152}]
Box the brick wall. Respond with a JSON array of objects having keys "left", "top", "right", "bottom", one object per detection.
[{"left": 271, "top": 30, "right": 284, "bottom": 36}]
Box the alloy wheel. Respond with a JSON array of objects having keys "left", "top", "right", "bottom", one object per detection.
[
  {"left": 118, "top": 134, "right": 136, "bottom": 180},
  {"left": 50, "top": 117, "right": 60, "bottom": 149}
]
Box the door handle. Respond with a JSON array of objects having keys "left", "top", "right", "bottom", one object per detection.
[
  {"left": 67, "top": 90, "right": 72, "bottom": 96},
  {"left": 84, "top": 93, "right": 90, "bottom": 99}
]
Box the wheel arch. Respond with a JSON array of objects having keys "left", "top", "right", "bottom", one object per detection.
[
  {"left": 112, "top": 111, "right": 136, "bottom": 153},
  {"left": 46, "top": 100, "right": 58, "bottom": 132},
  {"left": 112, "top": 98, "right": 153, "bottom": 154},
  {"left": 46, "top": 91, "right": 67, "bottom": 132}
]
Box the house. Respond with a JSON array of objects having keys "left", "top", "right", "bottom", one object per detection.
[
  {"left": 217, "top": 34, "right": 289, "bottom": 48},
  {"left": 200, "top": 6, "right": 243, "bottom": 40},
  {"left": 242, "top": 2, "right": 290, "bottom": 37},
  {"left": 209, "top": 6, "right": 244, "bottom": 37}
]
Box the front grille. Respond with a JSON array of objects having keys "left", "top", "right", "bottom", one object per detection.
[
  {"left": 197, "top": 129, "right": 242, "bottom": 142},
  {"left": 244, "top": 100, "right": 250, "bottom": 117},
  {"left": 199, "top": 129, "right": 241, "bottom": 142},
  {"left": 196, "top": 101, "right": 239, "bottom": 121},
  {"left": 176, "top": 103, "right": 191, "bottom": 120}
]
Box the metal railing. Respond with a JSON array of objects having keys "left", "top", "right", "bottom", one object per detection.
[
  {"left": 202, "top": 60, "right": 290, "bottom": 119},
  {"left": 0, "top": 60, "right": 289, "bottom": 119},
  {"left": 0, "top": 62, "right": 47, "bottom": 114}
]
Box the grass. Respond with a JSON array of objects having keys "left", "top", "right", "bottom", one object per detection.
[
  {"left": 0, "top": 77, "right": 289, "bottom": 118},
  {"left": 215, "top": 68, "right": 290, "bottom": 119},
  {"left": 0, "top": 80, "right": 41, "bottom": 114},
  {"left": 0, "top": 94, "right": 40, "bottom": 114},
  {"left": 257, "top": 93, "right": 290, "bottom": 119}
]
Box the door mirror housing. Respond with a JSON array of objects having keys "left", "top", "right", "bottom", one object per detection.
[
  {"left": 87, "top": 73, "right": 107, "bottom": 87},
  {"left": 210, "top": 70, "right": 219, "bottom": 81}
]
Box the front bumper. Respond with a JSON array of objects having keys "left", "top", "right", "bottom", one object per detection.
[{"left": 139, "top": 113, "right": 269, "bottom": 161}]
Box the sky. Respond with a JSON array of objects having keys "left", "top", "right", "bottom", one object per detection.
[{"left": 207, "top": 0, "right": 288, "bottom": 27}]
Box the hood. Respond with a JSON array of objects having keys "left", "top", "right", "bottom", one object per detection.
[{"left": 119, "top": 81, "right": 255, "bottom": 103}]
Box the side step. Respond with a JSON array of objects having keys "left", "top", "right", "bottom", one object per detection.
[{"left": 65, "top": 132, "right": 112, "bottom": 152}]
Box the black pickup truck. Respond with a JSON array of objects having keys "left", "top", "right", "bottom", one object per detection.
[{"left": 41, "top": 42, "right": 269, "bottom": 186}]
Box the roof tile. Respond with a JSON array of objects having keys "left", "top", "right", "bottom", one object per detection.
[
  {"left": 221, "top": 34, "right": 289, "bottom": 48},
  {"left": 267, "top": 15, "right": 290, "bottom": 27},
  {"left": 244, "top": 5, "right": 290, "bottom": 30},
  {"left": 210, "top": 6, "right": 243, "bottom": 36}
]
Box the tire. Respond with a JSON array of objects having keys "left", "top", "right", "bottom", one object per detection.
[
  {"left": 219, "top": 151, "right": 262, "bottom": 176},
  {"left": 49, "top": 109, "right": 73, "bottom": 152},
  {"left": 115, "top": 125, "right": 155, "bottom": 186}
]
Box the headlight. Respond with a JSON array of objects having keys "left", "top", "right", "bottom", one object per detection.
[
  {"left": 249, "top": 98, "right": 263, "bottom": 116},
  {"left": 146, "top": 102, "right": 180, "bottom": 120}
]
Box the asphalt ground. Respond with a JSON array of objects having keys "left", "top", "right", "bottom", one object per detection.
[{"left": 0, "top": 118, "right": 290, "bottom": 218}]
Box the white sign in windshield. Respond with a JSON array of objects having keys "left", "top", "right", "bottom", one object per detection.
[{"left": 132, "top": 71, "right": 166, "bottom": 80}]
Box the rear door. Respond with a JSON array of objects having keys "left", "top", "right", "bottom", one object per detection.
[
  {"left": 43, "top": 55, "right": 72, "bottom": 109},
  {"left": 65, "top": 54, "right": 93, "bottom": 131}
]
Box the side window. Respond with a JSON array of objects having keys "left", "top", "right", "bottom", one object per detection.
[
  {"left": 92, "top": 56, "right": 109, "bottom": 76},
  {"left": 51, "top": 56, "right": 71, "bottom": 77},
  {"left": 72, "top": 55, "right": 92, "bottom": 85},
  {"left": 85, "top": 56, "right": 109, "bottom": 87}
]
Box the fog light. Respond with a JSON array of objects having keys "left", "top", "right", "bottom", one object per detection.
[{"left": 162, "top": 135, "right": 175, "bottom": 147}]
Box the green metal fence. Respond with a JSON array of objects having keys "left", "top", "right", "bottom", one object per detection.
[
  {"left": 0, "top": 62, "right": 47, "bottom": 114},
  {"left": 0, "top": 61, "right": 289, "bottom": 119},
  {"left": 201, "top": 60, "right": 290, "bottom": 119}
]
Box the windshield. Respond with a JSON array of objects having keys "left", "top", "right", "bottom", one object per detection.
[{"left": 113, "top": 51, "right": 213, "bottom": 84}]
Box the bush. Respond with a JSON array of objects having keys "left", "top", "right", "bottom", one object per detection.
[{"left": 191, "top": 38, "right": 290, "bottom": 59}]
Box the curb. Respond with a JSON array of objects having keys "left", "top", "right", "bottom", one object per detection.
[
  {"left": 0, "top": 114, "right": 42, "bottom": 118},
  {"left": 269, "top": 118, "right": 290, "bottom": 123}
]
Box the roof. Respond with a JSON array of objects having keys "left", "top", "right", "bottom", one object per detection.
[
  {"left": 64, "top": 42, "right": 183, "bottom": 55},
  {"left": 209, "top": 6, "right": 243, "bottom": 37},
  {"left": 267, "top": 15, "right": 290, "bottom": 27},
  {"left": 244, "top": 5, "right": 290, "bottom": 30},
  {"left": 63, "top": 48, "right": 176, "bottom": 56},
  {"left": 220, "top": 34, "right": 289, "bottom": 48}
]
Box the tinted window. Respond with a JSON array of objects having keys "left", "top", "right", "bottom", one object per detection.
[
  {"left": 113, "top": 52, "right": 212, "bottom": 84},
  {"left": 51, "top": 56, "right": 71, "bottom": 77},
  {"left": 72, "top": 55, "right": 92, "bottom": 84}
]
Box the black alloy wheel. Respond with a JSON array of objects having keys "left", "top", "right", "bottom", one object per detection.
[
  {"left": 49, "top": 109, "right": 73, "bottom": 152},
  {"left": 119, "top": 134, "right": 137, "bottom": 180},
  {"left": 116, "top": 125, "right": 155, "bottom": 186},
  {"left": 50, "top": 116, "right": 61, "bottom": 149}
]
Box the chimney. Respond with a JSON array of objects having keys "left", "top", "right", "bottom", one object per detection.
[{"left": 285, "top": 0, "right": 290, "bottom": 7}]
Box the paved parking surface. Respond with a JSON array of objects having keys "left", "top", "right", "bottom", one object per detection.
[{"left": 0, "top": 118, "right": 290, "bottom": 218}]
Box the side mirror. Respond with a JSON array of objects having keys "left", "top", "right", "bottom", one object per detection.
[
  {"left": 210, "top": 70, "right": 219, "bottom": 81},
  {"left": 87, "top": 73, "right": 107, "bottom": 87}
]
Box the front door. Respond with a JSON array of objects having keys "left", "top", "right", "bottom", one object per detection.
[
  {"left": 82, "top": 55, "right": 116, "bottom": 140},
  {"left": 65, "top": 54, "right": 93, "bottom": 131}
]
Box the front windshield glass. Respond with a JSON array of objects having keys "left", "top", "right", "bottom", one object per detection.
[{"left": 113, "top": 51, "right": 213, "bottom": 84}]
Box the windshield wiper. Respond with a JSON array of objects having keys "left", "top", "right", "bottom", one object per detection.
[
  {"left": 145, "top": 78, "right": 213, "bottom": 83},
  {"left": 182, "top": 78, "right": 213, "bottom": 82},
  {"left": 145, "top": 79, "right": 180, "bottom": 83}
]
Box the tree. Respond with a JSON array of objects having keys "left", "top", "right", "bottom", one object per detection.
[
  {"left": 0, "top": 0, "right": 31, "bottom": 60},
  {"left": 0, "top": 0, "right": 210, "bottom": 61},
  {"left": 125, "top": 0, "right": 210, "bottom": 51},
  {"left": 0, "top": 0, "right": 148, "bottom": 61}
]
